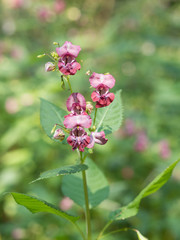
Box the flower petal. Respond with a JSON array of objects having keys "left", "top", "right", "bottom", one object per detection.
[
  {"left": 56, "top": 41, "right": 81, "bottom": 58},
  {"left": 64, "top": 113, "right": 92, "bottom": 129},
  {"left": 89, "top": 72, "right": 115, "bottom": 89},
  {"left": 91, "top": 91, "right": 100, "bottom": 102}
]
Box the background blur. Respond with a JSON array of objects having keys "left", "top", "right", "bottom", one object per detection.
[{"left": 0, "top": 0, "right": 180, "bottom": 239}]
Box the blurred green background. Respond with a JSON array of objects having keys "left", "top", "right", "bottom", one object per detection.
[{"left": 0, "top": 0, "right": 180, "bottom": 239}]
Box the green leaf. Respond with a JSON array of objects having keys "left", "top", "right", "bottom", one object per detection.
[
  {"left": 110, "top": 158, "right": 180, "bottom": 221},
  {"left": 40, "top": 98, "right": 67, "bottom": 142},
  {"left": 31, "top": 164, "right": 88, "bottom": 183},
  {"left": 11, "top": 192, "right": 79, "bottom": 223},
  {"left": 62, "top": 158, "right": 109, "bottom": 208},
  {"left": 95, "top": 90, "right": 123, "bottom": 134}
]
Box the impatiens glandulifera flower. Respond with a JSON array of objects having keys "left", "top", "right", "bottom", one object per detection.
[
  {"left": 87, "top": 131, "right": 108, "bottom": 148},
  {"left": 66, "top": 92, "right": 86, "bottom": 114},
  {"left": 159, "top": 140, "right": 171, "bottom": 159},
  {"left": 67, "top": 127, "right": 91, "bottom": 152},
  {"left": 56, "top": 41, "right": 81, "bottom": 75},
  {"left": 134, "top": 131, "right": 148, "bottom": 152},
  {"left": 89, "top": 72, "right": 116, "bottom": 108},
  {"left": 53, "top": 128, "right": 65, "bottom": 141},
  {"left": 45, "top": 62, "right": 56, "bottom": 72}
]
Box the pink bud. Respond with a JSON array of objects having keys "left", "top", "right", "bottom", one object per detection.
[
  {"left": 53, "top": 129, "right": 65, "bottom": 141},
  {"left": 45, "top": 62, "right": 56, "bottom": 72}
]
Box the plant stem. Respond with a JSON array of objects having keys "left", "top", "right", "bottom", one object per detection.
[
  {"left": 98, "top": 227, "right": 129, "bottom": 239},
  {"left": 96, "top": 220, "right": 113, "bottom": 240},
  {"left": 66, "top": 76, "right": 73, "bottom": 93},
  {"left": 93, "top": 108, "right": 97, "bottom": 126},
  {"left": 80, "top": 152, "right": 92, "bottom": 240}
]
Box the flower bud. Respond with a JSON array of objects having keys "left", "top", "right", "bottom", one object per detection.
[
  {"left": 86, "top": 101, "right": 93, "bottom": 114},
  {"left": 45, "top": 62, "right": 56, "bottom": 72},
  {"left": 51, "top": 51, "right": 59, "bottom": 59},
  {"left": 86, "top": 70, "right": 91, "bottom": 75},
  {"left": 37, "top": 53, "right": 45, "bottom": 58},
  {"left": 51, "top": 124, "right": 57, "bottom": 134},
  {"left": 53, "top": 128, "right": 65, "bottom": 141},
  {"left": 53, "top": 42, "right": 59, "bottom": 45}
]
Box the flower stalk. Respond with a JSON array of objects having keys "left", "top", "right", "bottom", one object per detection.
[{"left": 80, "top": 152, "right": 92, "bottom": 240}]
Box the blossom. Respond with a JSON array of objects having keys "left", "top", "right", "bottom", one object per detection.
[
  {"left": 67, "top": 127, "right": 91, "bottom": 151},
  {"left": 56, "top": 42, "right": 81, "bottom": 75},
  {"left": 45, "top": 62, "right": 56, "bottom": 72},
  {"left": 87, "top": 131, "right": 108, "bottom": 148},
  {"left": 159, "top": 140, "right": 171, "bottom": 159},
  {"left": 89, "top": 72, "right": 115, "bottom": 89},
  {"left": 89, "top": 72, "right": 115, "bottom": 108},
  {"left": 66, "top": 92, "right": 86, "bottom": 114},
  {"left": 134, "top": 131, "right": 148, "bottom": 152},
  {"left": 91, "top": 84, "right": 115, "bottom": 108},
  {"left": 56, "top": 41, "right": 81, "bottom": 58},
  {"left": 64, "top": 112, "right": 92, "bottom": 129}
]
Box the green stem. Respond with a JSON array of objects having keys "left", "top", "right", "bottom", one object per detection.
[
  {"left": 96, "top": 220, "right": 113, "bottom": 240},
  {"left": 45, "top": 53, "right": 55, "bottom": 61},
  {"left": 93, "top": 108, "right": 97, "bottom": 126},
  {"left": 98, "top": 227, "right": 129, "bottom": 239},
  {"left": 80, "top": 152, "right": 92, "bottom": 240},
  {"left": 66, "top": 76, "right": 73, "bottom": 93}
]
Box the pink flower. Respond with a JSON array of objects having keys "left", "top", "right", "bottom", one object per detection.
[
  {"left": 89, "top": 72, "right": 115, "bottom": 89},
  {"left": 91, "top": 84, "right": 115, "bottom": 108},
  {"left": 54, "top": 0, "right": 66, "bottom": 14},
  {"left": 58, "top": 55, "right": 81, "bottom": 75},
  {"left": 56, "top": 41, "right": 81, "bottom": 58},
  {"left": 159, "top": 140, "right": 171, "bottom": 159},
  {"left": 134, "top": 131, "right": 148, "bottom": 152},
  {"left": 45, "top": 62, "right": 56, "bottom": 72},
  {"left": 60, "top": 197, "right": 73, "bottom": 211},
  {"left": 66, "top": 93, "right": 86, "bottom": 114},
  {"left": 123, "top": 119, "right": 136, "bottom": 137},
  {"left": 67, "top": 127, "right": 91, "bottom": 151},
  {"left": 64, "top": 112, "right": 92, "bottom": 129},
  {"left": 87, "top": 131, "right": 108, "bottom": 148}
]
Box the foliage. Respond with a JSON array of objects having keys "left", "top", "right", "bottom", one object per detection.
[{"left": 0, "top": 0, "right": 180, "bottom": 239}]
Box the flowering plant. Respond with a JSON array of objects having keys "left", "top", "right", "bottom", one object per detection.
[{"left": 10, "top": 41, "right": 180, "bottom": 240}]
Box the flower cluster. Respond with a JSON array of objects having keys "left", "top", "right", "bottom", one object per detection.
[{"left": 44, "top": 41, "right": 116, "bottom": 152}]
